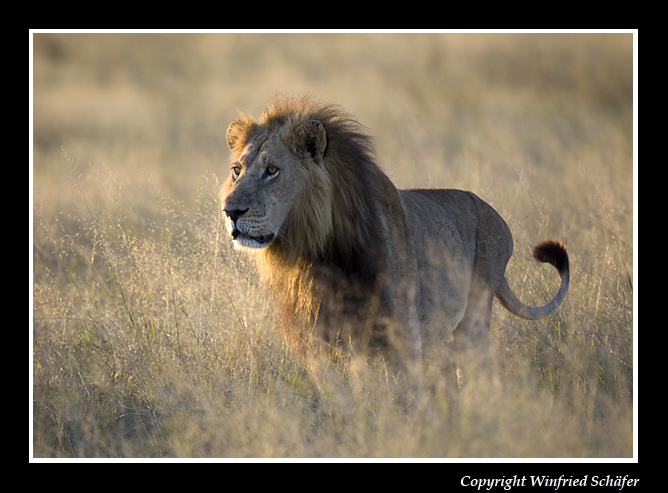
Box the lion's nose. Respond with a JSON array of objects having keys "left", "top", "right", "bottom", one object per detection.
[{"left": 224, "top": 207, "right": 248, "bottom": 223}]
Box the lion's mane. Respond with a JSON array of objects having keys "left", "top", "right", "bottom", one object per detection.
[{"left": 226, "top": 95, "right": 394, "bottom": 354}]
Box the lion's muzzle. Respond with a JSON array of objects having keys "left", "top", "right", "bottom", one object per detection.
[{"left": 223, "top": 206, "right": 276, "bottom": 249}]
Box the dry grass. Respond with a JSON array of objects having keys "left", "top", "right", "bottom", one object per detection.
[{"left": 32, "top": 32, "right": 634, "bottom": 459}]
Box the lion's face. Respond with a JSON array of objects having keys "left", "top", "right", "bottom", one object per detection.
[
  {"left": 221, "top": 132, "right": 304, "bottom": 249},
  {"left": 222, "top": 117, "right": 333, "bottom": 256}
]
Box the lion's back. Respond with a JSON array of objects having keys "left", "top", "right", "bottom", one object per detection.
[{"left": 399, "top": 189, "right": 481, "bottom": 260}]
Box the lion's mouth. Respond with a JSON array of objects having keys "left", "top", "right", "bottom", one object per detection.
[{"left": 231, "top": 229, "right": 275, "bottom": 248}]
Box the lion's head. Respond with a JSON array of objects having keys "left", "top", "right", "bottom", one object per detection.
[
  {"left": 221, "top": 95, "right": 383, "bottom": 266},
  {"left": 222, "top": 113, "right": 330, "bottom": 257}
]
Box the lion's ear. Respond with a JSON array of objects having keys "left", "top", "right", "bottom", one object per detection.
[
  {"left": 226, "top": 121, "right": 244, "bottom": 152},
  {"left": 288, "top": 120, "right": 327, "bottom": 164}
]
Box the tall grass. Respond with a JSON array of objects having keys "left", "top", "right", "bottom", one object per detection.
[{"left": 32, "top": 33, "right": 634, "bottom": 458}]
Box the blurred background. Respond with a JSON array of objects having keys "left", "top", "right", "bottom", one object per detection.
[{"left": 32, "top": 33, "right": 633, "bottom": 230}]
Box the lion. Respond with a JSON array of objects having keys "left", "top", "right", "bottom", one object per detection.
[{"left": 220, "top": 95, "right": 569, "bottom": 402}]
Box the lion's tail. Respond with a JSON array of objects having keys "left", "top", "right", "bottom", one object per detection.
[{"left": 495, "top": 239, "right": 570, "bottom": 320}]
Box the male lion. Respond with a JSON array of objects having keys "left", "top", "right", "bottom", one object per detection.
[{"left": 221, "top": 95, "right": 569, "bottom": 401}]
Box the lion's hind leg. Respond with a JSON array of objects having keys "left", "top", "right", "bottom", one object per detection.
[{"left": 450, "top": 278, "right": 495, "bottom": 389}]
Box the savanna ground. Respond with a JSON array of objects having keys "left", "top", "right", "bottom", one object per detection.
[{"left": 31, "top": 33, "right": 635, "bottom": 459}]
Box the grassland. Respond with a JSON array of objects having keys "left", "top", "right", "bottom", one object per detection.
[{"left": 32, "top": 33, "right": 634, "bottom": 459}]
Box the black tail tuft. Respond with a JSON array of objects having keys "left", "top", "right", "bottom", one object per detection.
[{"left": 532, "top": 239, "right": 569, "bottom": 274}]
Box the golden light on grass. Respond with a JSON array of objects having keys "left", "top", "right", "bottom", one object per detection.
[{"left": 32, "top": 33, "right": 633, "bottom": 458}]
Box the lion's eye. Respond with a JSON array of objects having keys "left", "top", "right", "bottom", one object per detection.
[
  {"left": 266, "top": 166, "right": 279, "bottom": 177},
  {"left": 231, "top": 165, "right": 241, "bottom": 179}
]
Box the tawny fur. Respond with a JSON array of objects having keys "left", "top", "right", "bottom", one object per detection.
[{"left": 221, "top": 94, "right": 570, "bottom": 397}]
